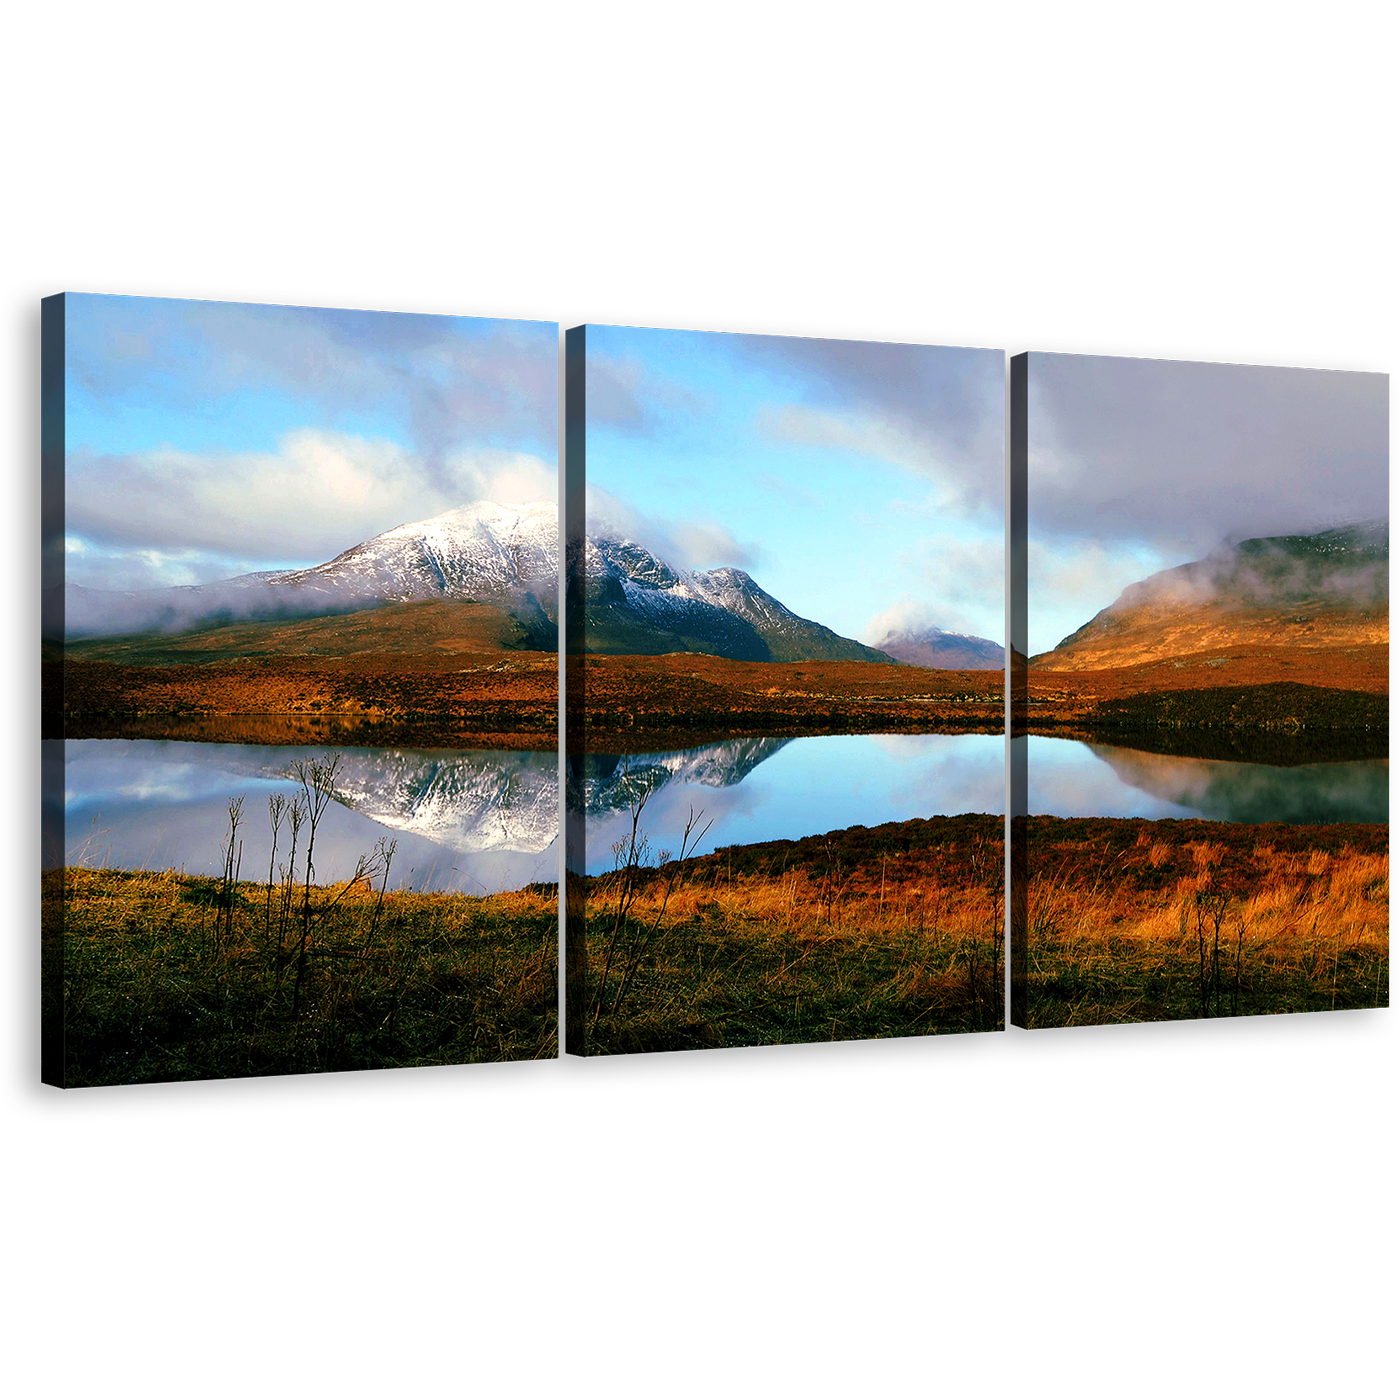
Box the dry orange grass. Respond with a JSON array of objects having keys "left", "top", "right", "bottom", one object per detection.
[
  {"left": 604, "top": 834, "right": 1388, "bottom": 968},
  {"left": 1024, "top": 840, "right": 1387, "bottom": 1026},
  {"left": 621, "top": 865, "right": 1002, "bottom": 946},
  {"left": 585, "top": 823, "right": 1383, "bottom": 1036},
  {"left": 578, "top": 861, "right": 1004, "bottom": 1053},
  {"left": 1031, "top": 847, "right": 1386, "bottom": 949}
]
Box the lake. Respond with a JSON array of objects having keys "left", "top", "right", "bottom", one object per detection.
[
  {"left": 1028, "top": 736, "right": 1388, "bottom": 825},
  {"left": 57, "top": 740, "right": 560, "bottom": 894},
  {"left": 576, "top": 733, "right": 1007, "bottom": 875},
  {"left": 57, "top": 733, "right": 1384, "bottom": 892}
]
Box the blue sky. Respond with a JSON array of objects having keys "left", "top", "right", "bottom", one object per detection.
[
  {"left": 1026, "top": 354, "right": 1389, "bottom": 655},
  {"left": 61, "top": 294, "right": 557, "bottom": 591},
  {"left": 584, "top": 325, "right": 1005, "bottom": 645}
]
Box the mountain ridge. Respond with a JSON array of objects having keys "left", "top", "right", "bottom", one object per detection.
[
  {"left": 575, "top": 532, "right": 896, "bottom": 663},
  {"left": 62, "top": 499, "right": 991, "bottom": 671},
  {"left": 62, "top": 500, "right": 559, "bottom": 640}
]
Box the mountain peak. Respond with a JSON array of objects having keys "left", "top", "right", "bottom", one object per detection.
[
  {"left": 64, "top": 499, "right": 560, "bottom": 639},
  {"left": 578, "top": 535, "right": 895, "bottom": 664}
]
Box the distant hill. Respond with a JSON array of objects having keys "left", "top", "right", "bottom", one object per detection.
[
  {"left": 573, "top": 534, "right": 895, "bottom": 664},
  {"left": 867, "top": 624, "right": 1003, "bottom": 670},
  {"left": 1035, "top": 522, "right": 1389, "bottom": 671}
]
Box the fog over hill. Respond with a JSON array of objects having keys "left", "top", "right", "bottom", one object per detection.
[
  {"left": 866, "top": 624, "right": 1004, "bottom": 670},
  {"left": 1035, "top": 522, "right": 1389, "bottom": 670}
]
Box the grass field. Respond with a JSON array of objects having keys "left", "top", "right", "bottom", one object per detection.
[
  {"left": 47, "top": 866, "right": 557, "bottom": 1086},
  {"left": 580, "top": 810, "right": 1389, "bottom": 1046},
  {"left": 49, "top": 805, "right": 1385, "bottom": 1076},
  {"left": 1015, "top": 817, "right": 1388, "bottom": 1028}
]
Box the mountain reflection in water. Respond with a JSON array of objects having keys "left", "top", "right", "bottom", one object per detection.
[
  {"left": 575, "top": 733, "right": 1006, "bottom": 875},
  {"left": 1029, "top": 737, "right": 1387, "bottom": 824},
  {"left": 60, "top": 741, "right": 559, "bottom": 894},
  {"left": 65, "top": 733, "right": 1375, "bottom": 893}
]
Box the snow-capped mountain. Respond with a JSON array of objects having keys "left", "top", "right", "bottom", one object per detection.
[
  {"left": 224, "top": 739, "right": 773, "bottom": 861},
  {"left": 866, "top": 624, "right": 1004, "bottom": 670},
  {"left": 574, "top": 534, "right": 895, "bottom": 663},
  {"left": 64, "top": 500, "right": 559, "bottom": 638},
  {"left": 271, "top": 500, "right": 557, "bottom": 607},
  {"left": 325, "top": 747, "right": 558, "bottom": 854},
  {"left": 65, "top": 498, "right": 955, "bottom": 671}
]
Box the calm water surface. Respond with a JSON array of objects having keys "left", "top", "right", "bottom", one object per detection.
[
  {"left": 1028, "top": 736, "right": 1387, "bottom": 825},
  {"left": 580, "top": 733, "right": 1005, "bottom": 875},
  {"left": 58, "top": 733, "right": 1383, "bottom": 891},
  {"left": 58, "top": 740, "right": 559, "bottom": 894}
]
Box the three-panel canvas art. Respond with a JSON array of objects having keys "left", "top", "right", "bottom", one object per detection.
[{"left": 41, "top": 294, "right": 1389, "bottom": 1087}]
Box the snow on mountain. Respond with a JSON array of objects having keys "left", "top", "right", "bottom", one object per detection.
[
  {"left": 325, "top": 747, "right": 559, "bottom": 854},
  {"left": 227, "top": 738, "right": 775, "bottom": 861},
  {"left": 577, "top": 533, "right": 895, "bottom": 663},
  {"left": 64, "top": 500, "right": 560, "bottom": 638},
  {"left": 266, "top": 500, "right": 557, "bottom": 606},
  {"left": 64, "top": 497, "right": 969, "bottom": 672},
  {"left": 570, "top": 738, "right": 792, "bottom": 818},
  {"left": 223, "top": 747, "right": 560, "bottom": 855}
]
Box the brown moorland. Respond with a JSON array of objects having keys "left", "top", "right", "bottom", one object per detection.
[
  {"left": 578, "top": 643, "right": 1386, "bottom": 750},
  {"left": 70, "top": 625, "right": 1378, "bottom": 748},
  {"left": 1027, "top": 642, "right": 1387, "bottom": 700},
  {"left": 63, "top": 597, "right": 556, "bottom": 662},
  {"left": 56, "top": 771, "right": 1373, "bottom": 1067},
  {"left": 579, "top": 793, "right": 1381, "bottom": 1042},
  {"left": 50, "top": 599, "right": 559, "bottom": 744},
  {"left": 53, "top": 650, "right": 557, "bottom": 745},
  {"left": 575, "top": 653, "right": 1002, "bottom": 751},
  {"left": 1022, "top": 643, "right": 1387, "bottom": 742},
  {"left": 1034, "top": 603, "right": 1387, "bottom": 672}
]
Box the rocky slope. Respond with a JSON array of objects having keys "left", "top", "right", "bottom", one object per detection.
[{"left": 573, "top": 534, "right": 894, "bottom": 663}]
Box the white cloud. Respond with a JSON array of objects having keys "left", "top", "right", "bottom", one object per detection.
[
  {"left": 63, "top": 542, "right": 295, "bottom": 593},
  {"left": 65, "top": 429, "right": 557, "bottom": 569},
  {"left": 862, "top": 595, "right": 942, "bottom": 643},
  {"left": 446, "top": 448, "right": 557, "bottom": 507},
  {"left": 861, "top": 534, "right": 1005, "bottom": 643},
  {"left": 583, "top": 483, "right": 763, "bottom": 572},
  {"left": 1027, "top": 354, "right": 1388, "bottom": 554},
  {"left": 757, "top": 403, "right": 1004, "bottom": 523}
]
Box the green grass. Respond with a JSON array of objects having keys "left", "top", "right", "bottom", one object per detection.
[{"left": 48, "top": 867, "right": 558, "bottom": 1086}]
